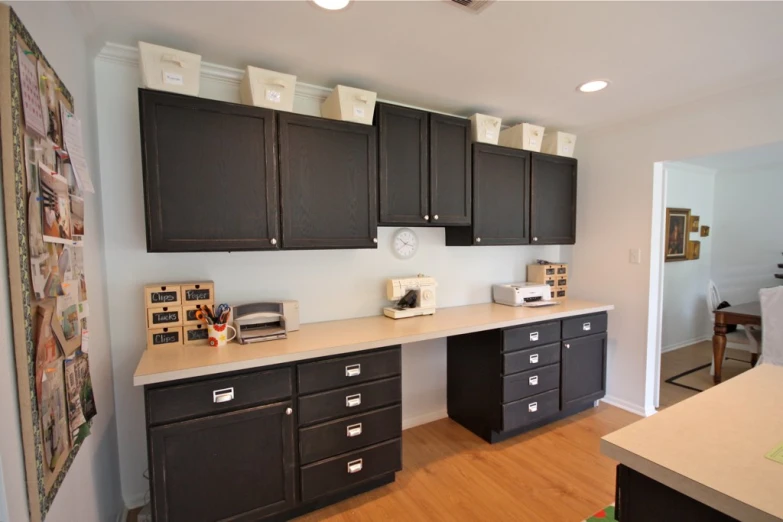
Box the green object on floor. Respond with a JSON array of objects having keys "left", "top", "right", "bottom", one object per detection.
[{"left": 585, "top": 504, "right": 617, "bottom": 522}]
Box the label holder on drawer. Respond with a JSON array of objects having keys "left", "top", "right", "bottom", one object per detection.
[
  {"left": 529, "top": 332, "right": 539, "bottom": 342},
  {"left": 346, "top": 423, "right": 363, "bottom": 438},
  {"left": 347, "top": 458, "right": 363, "bottom": 474},
  {"left": 529, "top": 353, "right": 539, "bottom": 364},
  {"left": 346, "top": 394, "right": 362, "bottom": 408},
  {"left": 529, "top": 375, "right": 539, "bottom": 386},
  {"left": 583, "top": 322, "right": 592, "bottom": 331},
  {"left": 345, "top": 364, "right": 361, "bottom": 377},
  {"left": 528, "top": 402, "right": 538, "bottom": 413}
]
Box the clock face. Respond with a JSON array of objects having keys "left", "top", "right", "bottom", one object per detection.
[{"left": 392, "top": 228, "right": 418, "bottom": 259}]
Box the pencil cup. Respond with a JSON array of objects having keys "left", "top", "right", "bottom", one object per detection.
[{"left": 208, "top": 323, "right": 236, "bottom": 347}]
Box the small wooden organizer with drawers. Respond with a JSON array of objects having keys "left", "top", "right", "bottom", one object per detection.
[
  {"left": 527, "top": 263, "right": 568, "bottom": 299},
  {"left": 144, "top": 281, "right": 214, "bottom": 347}
]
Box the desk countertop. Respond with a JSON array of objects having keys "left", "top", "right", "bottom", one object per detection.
[
  {"left": 134, "top": 299, "right": 613, "bottom": 386},
  {"left": 602, "top": 364, "right": 783, "bottom": 522}
]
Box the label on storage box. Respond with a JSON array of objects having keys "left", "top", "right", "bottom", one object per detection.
[
  {"left": 152, "top": 330, "right": 179, "bottom": 345},
  {"left": 265, "top": 89, "right": 281, "bottom": 103},
  {"left": 163, "top": 71, "right": 184, "bottom": 86},
  {"left": 353, "top": 105, "right": 366, "bottom": 119}
]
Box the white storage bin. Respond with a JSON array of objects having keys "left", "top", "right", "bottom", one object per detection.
[
  {"left": 139, "top": 42, "right": 201, "bottom": 96},
  {"left": 468, "top": 114, "right": 502, "bottom": 144},
  {"left": 240, "top": 66, "right": 297, "bottom": 112},
  {"left": 498, "top": 123, "right": 545, "bottom": 152},
  {"left": 320, "top": 85, "right": 377, "bottom": 125},
  {"left": 542, "top": 131, "right": 577, "bottom": 157}
]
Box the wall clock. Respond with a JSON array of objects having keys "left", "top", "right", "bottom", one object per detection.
[{"left": 392, "top": 228, "right": 418, "bottom": 259}]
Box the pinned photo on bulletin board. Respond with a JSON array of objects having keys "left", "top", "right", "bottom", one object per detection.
[{"left": 39, "top": 165, "right": 73, "bottom": 244}]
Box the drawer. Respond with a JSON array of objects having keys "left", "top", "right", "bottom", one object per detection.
[
  {"left": 298, "top": 377, "right": 401, "bottom": 426},
  {"left": 502, "top": 364, "right": 560, "bottom": 403},
  {"left": 502, "top": 389, "right": 560, "bottom": 432},
  {"left": 503, "top": 343, "right": 560, "bottom": 375},
  {"left": 299, "top": 405, "right": 401, "bottom": 465},
  {"left": 300, "top": 438, "right": 402, "bottom": 503},
  {"left": 503, "top": 322, "right": 560, "bottom": 352},
  {"left": 298, "top": 347, "right": 401, "bottom": 395},
  {"left": 562, "top": 313, "right": 607, "bottom": 340},
  {"left": 147, "top": 367, "right": 292, "bottom": 426}
]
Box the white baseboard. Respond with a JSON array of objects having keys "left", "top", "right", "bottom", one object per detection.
[
  {"left": 403, "top": 409, "right": 448, "bottom": 430},
  {"left": 116, "top": 507, "right": 128, "bottom": 522},
  {"left": 661, "top": 335, "right": 711, "bottom": 353},
  {"left": 126, "top": 493, "right": 147, "bottom": 511},
  {"left": 601, "top": 395, "right": 656, "bottom": 417}
]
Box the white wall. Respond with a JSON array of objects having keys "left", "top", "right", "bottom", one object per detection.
[
  {"left": 1, "top": 4, "right": 123, "bottom": 522},
  {"left": 569, "top": 77, "right": 783, "bottom": 416},
  {"left": 661, "top": 163, "right": 715, "bottom": 351},
  {"left": 94, "top": 51, "right": 562, "bottom": 507},
  {"left": 712, "top": 164, "right": 783, "bottom": 302}
]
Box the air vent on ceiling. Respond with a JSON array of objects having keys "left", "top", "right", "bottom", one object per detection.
[{"left": 448, "top": 0, "right": 495, "bottom": 14}]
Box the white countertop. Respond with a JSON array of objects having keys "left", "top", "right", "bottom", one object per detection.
[
  {"left": 134, "top": 299, "right": 613, "bottom": 386},
  {"left": 602, "top": 364, "right": 783, "bottom": 522}
]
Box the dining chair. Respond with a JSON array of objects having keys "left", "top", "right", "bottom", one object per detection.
[
  {"left": 707, "top": 280, "right": 761, "bottom": 374},
  {"left": 758, "top": 286, "right": 783, "bottom": 366}
]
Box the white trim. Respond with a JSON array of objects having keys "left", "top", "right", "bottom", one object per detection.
[
  {"left": 661, "top": 335, "right": 711, "bottom": 354},
  {"left": 649, "top": 162, "right": 666, "bottom": 410},
  {"left": 402, "top": 409, "right": 448, "bottom": 430},
  {"left": 126, "top": 493, "right": 147, "bottom": 511},
  {"left": 115, "top": 507, "right": 128, "bottom": 522},
  {"left": 601, "top": 395, "right": 656, "bottom": 417}
]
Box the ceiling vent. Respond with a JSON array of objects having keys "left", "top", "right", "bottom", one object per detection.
[{"left": 448, "top": 0, "right": 495, "bottom": 14}]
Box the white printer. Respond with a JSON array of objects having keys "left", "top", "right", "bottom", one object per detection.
[{"left": 492, "top": 282, "right": 558, "bottom": 307}]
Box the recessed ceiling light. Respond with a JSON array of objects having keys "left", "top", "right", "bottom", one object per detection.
[
  {"left": 312, "top": 0, "right": 351, "bottom": 10},
  {"left": 578, "top": 80, "right": 609, "bottom": 93}
]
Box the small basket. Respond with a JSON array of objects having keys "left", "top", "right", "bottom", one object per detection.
[
  {"left": 498, "top": 123, "right": 545, "bottom": 152},
  {"left": 139, "top": 42, "right": 201, "bottom": 96},
  {"left": 240, "top": 66, "right": 297, "bottom": 112},
  {"left": 468, "top": 114, "right": 502, "bottom": 144},
  {"left": 320, "top": 85, "right": 377, "bottom": 125},
  {"left": 542, "top": 131, "right": 577, "bottom": 157}
]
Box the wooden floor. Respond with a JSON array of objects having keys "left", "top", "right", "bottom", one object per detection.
[{"left": 128, "top": 404, "right": 638, "bottom": 522}]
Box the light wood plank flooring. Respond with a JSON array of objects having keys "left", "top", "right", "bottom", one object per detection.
[{"left": 128, "top": 404, "right": 638, "bottom": 522}]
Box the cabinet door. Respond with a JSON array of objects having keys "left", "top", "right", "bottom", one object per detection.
[
  {"left": 560, "top": 333, "right": 607, "bottom": 410},
  {"left": 530, "top": 153, "right": 577, "bottom": 245},
  {"left": 376, "top": 104, "right": 429, "bottom": 226},
  {"left": 278, "top": 113, "right": 377, "bottom": 249},
  {"left": 467, "top": 144, "right": 530, "bottom": 245},
  {"left": 150, "top": 402, "right": 295, "bottom": 522},
  {"left": 430, "top": 113, "right": 471, "bottom": 225},
  {"left": 139, "top": 89, "right": 279, "bottom": 252}
]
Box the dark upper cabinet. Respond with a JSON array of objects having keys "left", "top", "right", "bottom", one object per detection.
[
  {"left": 531, "top": 153, "right": 577, "bottom": 245},
  {"left": 376, "top": 104, "right": 429, "bottom": 225},
  {"left": 149, "top": 401, "right": 295, "bottom": 522},
  {"left": 445, "top": 144, "right": 530, "bottom": 246},
  {"left": 376, "top": 104, "right": 470, "bottom": 227},
  {"left": 561, "top": 333, "right": 607, "bottom": 410},
  {"left": 278, "top": 112, "right": 378, "bottom": 249},
  {"left": 139, "top": 89, "right": 279, "bottom": 252},
  {"left": 429, "top": 113, "right": 471, "bottom": 225}
]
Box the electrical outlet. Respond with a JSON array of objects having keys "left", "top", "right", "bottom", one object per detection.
[{"left": 629, "top": 248, "right": 642, "bottom": 265}]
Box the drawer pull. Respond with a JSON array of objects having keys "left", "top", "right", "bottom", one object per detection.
[
  {"left": 529, "top": 354, "right": 539, "bottom": 364},
  {"left": 583, "top": 322, "right": 592, "bottom": 331},
  {"left": 528, "top": 402, "right": 538, "bottom": 413},
  {"left": 346, "top": 423, "right": 363, "bottom": 437},
  {"left": 212, "top": 387, "right": 234, "bottom": 404},
  {"left": 529, "top": 375, "right": 539, "bottom": 386},
  {"left": 529, "top": 331, "right": 539, "bottom": 342},
  {"left": 347, "top": 458, "right": 363, "bottom": 474},
  {"left": 345, "top": 364, "right": 361, "bottom": 377},
  {"left": 346, "top": 394, "right": 362, "bottom": 408}
]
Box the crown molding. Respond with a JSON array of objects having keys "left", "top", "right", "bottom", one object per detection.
[{"left": 96, "top": 42, "right": 331, "bottom": 99}]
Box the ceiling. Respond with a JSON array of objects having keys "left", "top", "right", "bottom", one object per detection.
[
  {"left": 79, "top": 0, "right": 783, "bottom": 132},
  {"left": 680, "top": 140, "right": 783, "bottom": 172}
]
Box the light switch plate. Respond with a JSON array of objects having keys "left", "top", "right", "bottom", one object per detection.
[{"left": 630, "top": 248, "right": 642, "bottom": 264}]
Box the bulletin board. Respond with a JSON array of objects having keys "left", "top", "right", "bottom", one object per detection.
[{"left": 0, "top": 6, "right": 97, "bottom": 521}]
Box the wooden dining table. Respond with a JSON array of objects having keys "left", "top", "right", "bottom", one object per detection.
[{"left": 713, "top": 301, "right": 762, "bottom": 384}]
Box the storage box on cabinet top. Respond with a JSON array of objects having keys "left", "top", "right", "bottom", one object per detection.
[
  {"left": 542, "top": 131, "right": 577, "bottom": 158},
  {"left": 498, "top": 123, "right": 545, "bottom": 152},
  {"left": 320, "top": 85, "right": 377, "bottom": 125},
  {"left": 138, "top": 42, "right": 202, "bottom": 96},
  {"left": 468, "top": 113, "right": 502, "bottom": 144},
  {"left": 240, "top": 66, "right": 297, "bottom": 112}
]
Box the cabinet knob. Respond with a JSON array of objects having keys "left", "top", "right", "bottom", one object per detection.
[
  {"left": 372, "top": 237, "right": 378, "bottom": 244},
  {"left": 533, "top": 237, "right": 538, "bottom": 242},
  {"left": 433, "top": 214, "right": 439, "bottom": 221},
  {"left": 476, "top": 237, "right": 481, "bottom": 243},
  {"left": 270, "top": 238, "right": 277, "bottom": 245},
  {"left": 285, "top": 407, "right": 292, "bottom": 415},
  {"left": 565, "top": 343, "right": 571, "bottom": 349},
  {"left": 424, "top": 215, "right": 429, "bottom": 221}
]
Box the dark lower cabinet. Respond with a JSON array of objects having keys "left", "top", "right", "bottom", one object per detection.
[
  {"left": 278, "top": 112, "right": 378, "bottom": 249},
  {"left": 561, "top": 333, "right": 607, "bottom": 410},
  {"left": 149, "top": 402, "right": 295, "bottom": 522},
  {"left": 531, "top": 153, "right": 577, "bottom": 245},
  {"left": 445, "top": 143, "right": 530, "bottom": 246}
]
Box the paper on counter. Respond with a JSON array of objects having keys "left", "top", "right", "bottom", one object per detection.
[
  {"left": 766, "top": 441, "right": 783, "bottom": 465},
  {"left": 60, "top": 102, "right": 94, "bottom": 193}
]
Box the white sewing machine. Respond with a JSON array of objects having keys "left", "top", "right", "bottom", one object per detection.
[{"left": 383, "top": 275, "right": 437, "bottom": 319}]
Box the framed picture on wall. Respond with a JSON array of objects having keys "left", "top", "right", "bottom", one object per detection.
[
  {"left": 700, "top": 225, "right": 710, "bottom": 237},
  {"left": 687, "top": 240, "right": 701, "bottom": 260},
  {"left": 689, "top": 215, "right": 700, "bottom": 233},
  {"left": 665, "top": 207, "right": 690, "bottom": 262}
]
